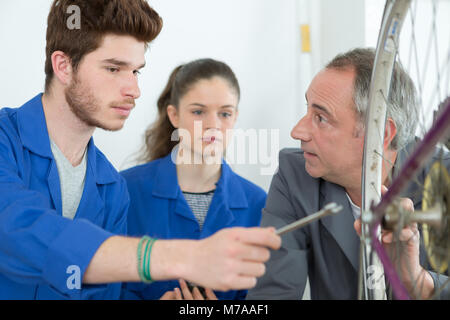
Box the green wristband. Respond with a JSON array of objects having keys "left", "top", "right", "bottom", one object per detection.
[
  {"left": 137, "top": 236, "right": 151, "bottom": 283},
  {"left": 143, "top": 238, "right": 156, "bottom": 282},
  {"left": 142, "top": 238, "right": 152, "bottom": 282}
]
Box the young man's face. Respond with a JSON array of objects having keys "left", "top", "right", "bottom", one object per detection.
[
  {"left": 65, "top": 34, "right": 146, "bottom": 131},
  {"left": 290, "top": 67, "right": 365, "bottom": 188}
]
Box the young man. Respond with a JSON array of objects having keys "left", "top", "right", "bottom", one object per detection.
[
  {"left": 246, "top": 48, "right": 449, "bottom": 300},
  {"left": 0, "top": 0, "right": 280, "bottom": 299}
]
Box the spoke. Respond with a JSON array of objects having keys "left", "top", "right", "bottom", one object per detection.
[
  {"left": 432, "top": 0, "right": 442, "bottom": 104},
  {"left": 373, "top": 146, "right": 426, "bottom": 192},
  {"left": 363, "top": 0, "right": 450, "bottom": 300}
]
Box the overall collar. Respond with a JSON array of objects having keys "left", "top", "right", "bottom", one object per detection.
[
  {"left": 17, "top": 93, "right": 117, "bottom": 185},
  {"left": 152, "top": 152, "right": 248, "bottom": 209},
  {"left": 17, "top": 93, "right": 53, "bottom": 159}
]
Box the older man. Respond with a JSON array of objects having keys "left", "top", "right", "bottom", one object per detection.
[{"left": 247, "top": 48, "right": 449, "bottom": 300}]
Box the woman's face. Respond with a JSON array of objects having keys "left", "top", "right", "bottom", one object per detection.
[{"left": 168, "top": 76, "right": 239, "bottom": 163}]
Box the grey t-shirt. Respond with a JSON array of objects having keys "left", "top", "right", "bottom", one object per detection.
[{"left": 50, "top": 140, "right": 87, "bottom": 220}]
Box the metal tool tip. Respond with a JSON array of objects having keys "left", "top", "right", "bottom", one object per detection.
[{"left": 324, "top": 202, "right": 337, "bottom": 210}]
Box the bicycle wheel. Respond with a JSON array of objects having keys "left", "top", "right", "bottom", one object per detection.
[{"left": 361, "top": 0, "right": 450, "bottom": 300}]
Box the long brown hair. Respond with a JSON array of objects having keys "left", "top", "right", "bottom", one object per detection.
[{"left": 139, "top": 58, "right": 240, "bottom": 162}]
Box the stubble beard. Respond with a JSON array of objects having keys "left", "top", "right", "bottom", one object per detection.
[{"left": 65, "top": 75, "right": 123, "bottom": 131}]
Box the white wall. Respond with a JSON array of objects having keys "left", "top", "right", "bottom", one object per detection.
[
  {"left": 0, "top": 0, "right": 298, "bottom": 191},
  {"left": 318, "top": 0, "right": 366, "bottom": 69}
]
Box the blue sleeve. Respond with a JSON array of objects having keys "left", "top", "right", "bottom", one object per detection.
[
  {"left": 0, "top": 129, "right": 115, "bottom": 298},
  {"left": 256, "top": 189, "right": 267, "bottom": 226},
  {"left": 120, "top": 282, "right": 145, "bottom": 300},
  {"left": 86, "top": 177, "right": 130, "bottom": 300},
  {"left": 236, "top": 289, "right": 248, "bottom": 300}
]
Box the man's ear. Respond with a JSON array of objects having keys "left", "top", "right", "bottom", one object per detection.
[
  {"left": 383, "top": 118, "right": 397, "bottom": 150},
  {"left": 166, "top": 105, "right": 179, "bottom": 128},
  {"left": 51, "top": 51, "right": 73, "bottom": 86}
]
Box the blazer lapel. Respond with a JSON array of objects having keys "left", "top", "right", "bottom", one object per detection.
[
  {"left": 319, "top": 180, "right": 360, "bottom": 271},
  {"left": 392, "top": 140, "right": 424, "bottom": 208}
]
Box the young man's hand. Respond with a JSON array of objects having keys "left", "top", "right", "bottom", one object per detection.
[{"left": 151, "top": 227, "right": 281, "bottom": 292}]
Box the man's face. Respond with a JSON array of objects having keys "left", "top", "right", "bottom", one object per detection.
[
  {"left": 290, "top": 67, "right": 365, "bottom": 187},
  {"left": 65, "top": 34, "right": 146, "bottom": 131}
]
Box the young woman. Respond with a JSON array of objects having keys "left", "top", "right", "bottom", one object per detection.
[{"left": 120, "top": 58, "right": 267, "bottom": 300}]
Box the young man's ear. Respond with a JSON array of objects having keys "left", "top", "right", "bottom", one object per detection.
[
  {"left": 51, "top": 51, "right": 73, "bottom": 86},
  {"left": 383, "top": 118, "right": 397, "bottom": 150},
  {"left": 166, "top": 105, "right": 179, "bottom": 128}
]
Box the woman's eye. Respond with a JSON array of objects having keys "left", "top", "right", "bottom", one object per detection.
[
  {"left": 193, "top": 110, "right": 203, "bottom": 115},
  {"left": 133, "top": 70, "right": 141, "bottom": 76},
  {"left": 221, "top": 112, "right": 232, "bottom": 118}
]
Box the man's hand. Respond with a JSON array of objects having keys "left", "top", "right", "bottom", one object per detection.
[
  {"left": 353, "top": 185, "right": 434, "bottom": 299},
  {"left": 150, "top": 227, "right": 281, "bottom": 292},
  {"left": 184, "top": 227, "right": 281, "bottom": 291}
]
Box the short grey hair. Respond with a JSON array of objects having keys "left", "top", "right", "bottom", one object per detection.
[{"left": 326, "top": 48, "right": 419, "bottom": 150}]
